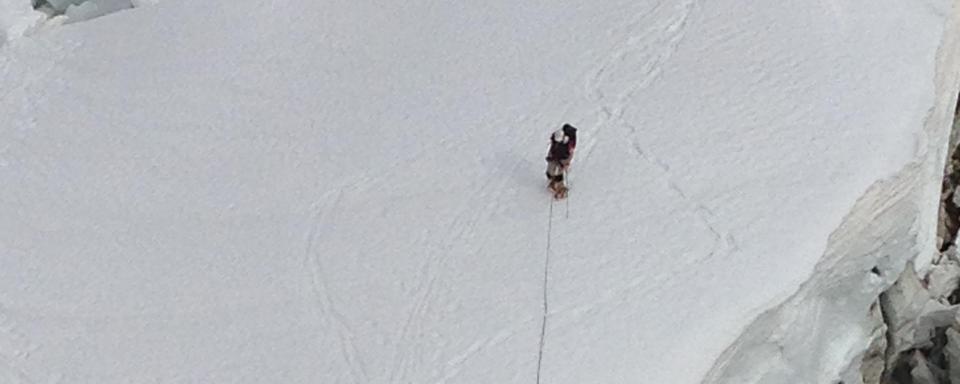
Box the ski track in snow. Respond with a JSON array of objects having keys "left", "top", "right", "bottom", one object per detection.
[
  {"left": 579, "top": 0, "right": 699, "bottom": 164},
  {"left": 428, "top": 124, "right": 562, "bottom": 383},
  {"left": 303, "top": 188, "right": 370, "bottom": 384},
  {"left": 522, "top": 0, "right": 748, "bottom": 367},
  {"left": 424, "top": 166, "right": 524, "bottom": 382},
  {"left": 626, "top": 123, "right": 741, "bottom": 266},
  {"left": 303, "top": 160, "right": 522, "bottom": 383},
  {"left": 541, "top": 0, "right": 728, "bottom": 334},
  {"left": 529, "top": 0, "right": 716, "bottom": 379},
  {"left": 438, "top": 318, "right": 534, "bottom": 383},
  {"left": 581, "top": 0, "right": 739, "bottom": 270},
  {"left": 1, "top": 0, "right": 950, "bottom": 382}
]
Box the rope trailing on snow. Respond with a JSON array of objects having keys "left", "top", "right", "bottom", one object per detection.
[{"left": 536, "top": 200, "right": 554, "bottom": 384}]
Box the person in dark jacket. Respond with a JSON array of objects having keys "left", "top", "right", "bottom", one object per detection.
[{"left": 545, "top": 124, "right": 577, "bottom": 197}]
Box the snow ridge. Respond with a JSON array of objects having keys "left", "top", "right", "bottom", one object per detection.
[{"left": 701, "top": 7, "right": 960, "bottom": 383}]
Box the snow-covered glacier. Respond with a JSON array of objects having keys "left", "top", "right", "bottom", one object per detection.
[{"left": 1, "top": 0, "right": 957, "bottom": 383}]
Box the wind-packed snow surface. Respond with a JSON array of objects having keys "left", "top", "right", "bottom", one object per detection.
[{"left": 1, "top": 0, "right": 956, "bottom": 383}]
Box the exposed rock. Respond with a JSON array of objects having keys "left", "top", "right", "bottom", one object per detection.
[
  {"left": 877, "top": 115, "right": 960, "bottom": 383},
  {"left": 945, "top": 327, "right": 960, "bottom": 383},
  {"left": 938, "top": 105, "right": 960, "bottom": 251},
  {"left": 908, "top": 350, "right": 942, "bottom": 384},
  {"left": 873, "top": 94, "right": 960, "bottom": 384},
  {"left": 861, "top": 301, "right": 887, "bottom": 384},
  {"left": 877, "top": 260, "right": 960, "bottom": 384},
  {"left": 881, "top": 264, "right": 944, "bottom": 362},
  {"left": 925, "top": 247, "right": 960, "bottom": 304}
]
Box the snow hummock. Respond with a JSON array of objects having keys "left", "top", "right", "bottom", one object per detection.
[
  {"left": 0, "top": 0, "right": 43, "bottom": 42},
  {"left": 0, "top": 0, "right": 150, "bottom": 40},
  {"left": 61, "top": 0, "right": 131, "bottom": 23},
  {"left": 0, "top": 0, "right": 957, "bottom": 383}
]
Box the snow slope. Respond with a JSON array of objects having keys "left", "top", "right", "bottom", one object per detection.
[
  {"left": 0, "top": 0, "right": 43, "bottom": 43},
  {"left": 0, "top": 0, "right": 955, "bottom": 383}
]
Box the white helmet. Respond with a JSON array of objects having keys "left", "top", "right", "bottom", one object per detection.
[{"left": 553, "top": 130, "right": 567, "bottom": 143}]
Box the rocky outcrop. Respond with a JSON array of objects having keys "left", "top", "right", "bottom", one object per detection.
[
  {"left": 866, "top": 95, "right": 960, "bottom": 384},
  {"left": 866, "top": 255, "right": 960, "bottom": 384},
  {"left": 861, "top": 301, "right": 887, "bottom": 384}
]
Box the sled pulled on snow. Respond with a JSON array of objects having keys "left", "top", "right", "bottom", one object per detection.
[{"left": 549, "top": 182, "right": 568, "bottom": 200}]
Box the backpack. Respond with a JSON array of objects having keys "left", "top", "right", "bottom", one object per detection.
[{"left": 562, "top": 124, "right": 577, "bottom": 149}]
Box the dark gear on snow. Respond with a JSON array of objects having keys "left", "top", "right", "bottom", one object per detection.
[{"left": 545, "top": 124, "right": 577, "bottom": 184}]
